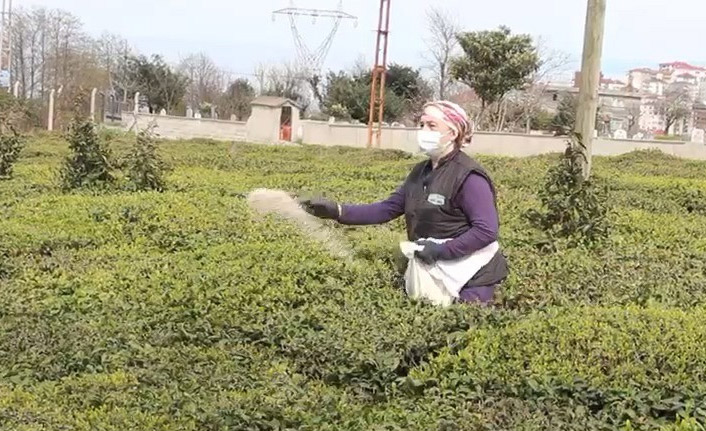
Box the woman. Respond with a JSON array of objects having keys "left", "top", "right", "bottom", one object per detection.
[{"left": 301, "top": 101, "right": 509, "bottom": 305}]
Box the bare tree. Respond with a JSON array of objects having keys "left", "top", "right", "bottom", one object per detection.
[
  {"left": 178, "top": 52, "right": 225, "bottom": 112},
  {"left": 11, "top": 7, "right": 49, "bottom": 99},
  {"left": 659, "top": 83, "right": 692, "bottom": 134},
  {"left": 113, "top": 40, "right": 138, "bottom": 102},
  {"left": 516, "top": 37, "right": 572, "bottom": 133},
  {"left": 253, "top": 63, "right": 268, "bottom": 95},
  {"left": 254, "top": 62, "right": 310, "bottom": 112},
  {"left": 96, "top": 32, "right": 131, "bottom": 96},
  {"left": 423, "top": 6, "right": 460, "bottom": 100}
]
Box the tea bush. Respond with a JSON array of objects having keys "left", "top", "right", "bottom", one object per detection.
[{"left": 1, "top": 135, "right": 706, "bottom": 430}]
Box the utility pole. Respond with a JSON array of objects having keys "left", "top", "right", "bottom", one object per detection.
[
  {"left": 367, "top": 0, "right": 391, "bottom": 149},
  {"left": 573, "top": 0, "right": 606, "bottom": 179}
]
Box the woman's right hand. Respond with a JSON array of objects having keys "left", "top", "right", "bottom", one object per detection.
[{"left": 299, "top": 197, "right": 340, "bottom": 220}]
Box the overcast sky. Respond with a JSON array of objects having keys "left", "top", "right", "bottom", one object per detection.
[{"left": 20, "top": 0, "right": 706, "bottom": 81}]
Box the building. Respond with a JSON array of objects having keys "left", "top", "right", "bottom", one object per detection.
[
  {"left": 246, "top": 96, "right": 302, "bottom": 143},
  {"left": 658, "top": 61, "right": 706, "bottom": 82},
  {"left": 693, "top": 102, "right": 706, "bottom": 131},
  {"left": 544, "top": 85, "right": 642, "bottom": 137},
  {"left": 628, "top": 68, "right": 662, "bottom": 94},
  {"left": 573, "top": 71, "right": 626, "bottom": 91},
  {"left": 639, "top": 96, "right": 665, "bottom": 133},
  {"left": 601, "top": 78, "right": 627, "bottom": 91}
]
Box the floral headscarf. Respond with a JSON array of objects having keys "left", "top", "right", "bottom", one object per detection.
[{"left": 421, "top": 101, "right": 474, "bottom": 147}]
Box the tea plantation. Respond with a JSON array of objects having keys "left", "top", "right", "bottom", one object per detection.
[{"left": 2, "top": 133, "right": 706, "bottom": 430}]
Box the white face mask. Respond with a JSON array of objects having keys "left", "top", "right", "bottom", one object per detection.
[{"left": 417, "top": 130, "right": 453, "bottom": 157}]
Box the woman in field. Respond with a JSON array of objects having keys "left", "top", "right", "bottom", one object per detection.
[{"left": 301, "top": 101, "right": 508, "bottom": 305}]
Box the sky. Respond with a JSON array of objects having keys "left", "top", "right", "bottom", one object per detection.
[{"left": 18, "top": 0, "right": 706, "bottom": 82}]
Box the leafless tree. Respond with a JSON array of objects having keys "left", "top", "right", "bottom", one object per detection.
[
  {"left": 11, "top": 7, "right": 48, "bottom": 99},
  {"left": 96, "top": 32, "right": 134, "bottom": 98},
  {"left": 178, "top": 52, "right": 225, "bottom": 111},
  {"left": 516, "top": 37, "right": 572, "bottom": 133},
  {"left": 659, "top": 83, "right": 692, "bottom": 134},
  {"left": 254, "top": 62, "right": 311, "bottom": 112},
  {"left": 423, "top": 6, "right": 460, "bottom": 100}
]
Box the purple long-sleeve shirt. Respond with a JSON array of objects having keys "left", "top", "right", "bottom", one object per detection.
[{"left": 338, "top": 173, "right": 499, "bottom": 260}]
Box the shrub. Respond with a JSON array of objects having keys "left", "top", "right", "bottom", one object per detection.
[
  {"left": 525, "top": 134, "right": 611, "bottom": 248},
  {"left": 124, "top": 122, "right": 169, "bottom": 192},
  {"left": 59, "top": 103, "right": 114, "bottom": 191},
  {"left": 0, "top": 92, "right": 27, "bottom": 179},
  {"left": 0, "top": 130, "right": 25, "bottom": 179}
]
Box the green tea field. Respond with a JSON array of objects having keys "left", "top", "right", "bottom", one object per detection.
[{"left": 2, "top": 133, "right": 706, "bottom": 430}]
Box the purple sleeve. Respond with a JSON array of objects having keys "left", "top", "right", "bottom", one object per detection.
[
  {"left": 439, "top": 173, "right": 499, "bottom": 260},
  {"left": 338, "top": 184, "right": 405, "bottom": 225}
]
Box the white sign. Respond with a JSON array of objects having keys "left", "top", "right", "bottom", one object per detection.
[
  {"left": 0, "top": 70, "right": 9, "bottom": 88},
  {"left": 691, "top": 128, "right": 705, "bottom": 144}
]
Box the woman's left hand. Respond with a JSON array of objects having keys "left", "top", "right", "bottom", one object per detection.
[{"left": 414, "top": 240, "right": 444, "bottom": 265}]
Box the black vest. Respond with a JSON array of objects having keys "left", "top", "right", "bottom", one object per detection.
[{"left": 403, "top": 150, "right": 509, "bottom": 287}]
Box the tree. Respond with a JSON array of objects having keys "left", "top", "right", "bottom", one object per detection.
[
  {"left": 126, "top": 54, "right": 188, "bottom": 114},
  {"left": 178, "top": 52, "right": 225, "bottom": 113},
  {"left": 59, "top": 94, "right": 114, "bottom": 191},
  {"left": 321, "top": 66, "right": 415, "bottom": 124},
  {"left": 659, "top": 84, "right": 691, "bottom": 135},
  {"left": 11, "top": 7, "right": 105, "bottom": 103},
  {"left": 551, "top": 93, "right": 578, "bottom": 135},
  {"left": 385, "top": 63, "right": 433, "bottom": 121},
  {"left": 517, "top": 37, "right": 572, "bottom": 133},
  {"left": 96, "top": 32, "right": 135, "bottom": 101},
  {"left": 255, "top": 62, "right": 310, "bottom": 112},
  {"left": 125, "top": 122, "right": 168, "bottom": 192},
  {"left": 451, "top": 26, "right": 540, "bottom": 129},
  {"left": 423, "top": 6, "right": 460, "bottom": 100},
  {"left": 322, "top": 70, "right": 374, "bottom": 121},
  {"left": 219, "top": 79, "right": 255, "bottom": 120}
]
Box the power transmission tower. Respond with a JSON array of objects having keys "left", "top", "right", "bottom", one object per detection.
[
  {"left": 366, "top": 0, "right": 391, "bottom": 149},
  {"left": 273, "top": 1, "right": 357, "bottom": 76},
  {"left": 0, "top": 0, "right": 12, "bottom": 91}
]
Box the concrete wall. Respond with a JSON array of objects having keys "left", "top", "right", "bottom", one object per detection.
[
  {"left": 245, "top": 106, "right": 278, "bottom": 143},
  {"left": 301, "top": 120, "right": 706, "bottom": 160},
  {"left": 122, "top": 113, "right": 247, "bottom": 141},
  {"left": 121, "top": 113, "right": 706, "bottom": 160}
]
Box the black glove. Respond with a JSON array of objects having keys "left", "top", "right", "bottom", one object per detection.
[
  {"left": 299, "top": 197, "right": 340, "bottom": 220},
  {"left": 414, "top": 240, "right": 445, "bottom": 265}
]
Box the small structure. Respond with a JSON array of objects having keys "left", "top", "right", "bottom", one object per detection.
[
  {"left": 246, "top": 96, "right": 301, "bottom": 143},
  {"left": 691, "top": 128, "right": 705, "bottom": 144}
]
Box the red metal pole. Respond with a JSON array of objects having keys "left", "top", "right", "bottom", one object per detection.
[{"left": 367, "top": 0, "right": 390, "bottom": 149}]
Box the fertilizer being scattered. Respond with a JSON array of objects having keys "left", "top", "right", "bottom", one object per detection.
[{"left": 246, "top": 188, "right": 354, "bottom": 260}]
